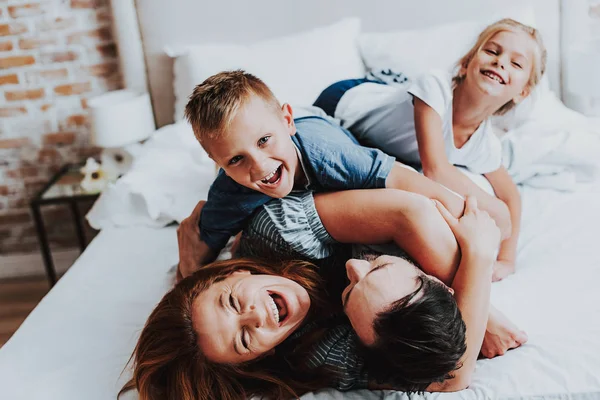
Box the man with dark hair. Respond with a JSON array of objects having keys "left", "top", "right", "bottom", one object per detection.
[
  {"left": 342, "top": 250, "right": 466, "bottom": 391},
  {"left": 367, "top": 278, "right": 466, "bottom": 391},
  {"left": 337, "top": 197, "right": 523, "bottom": 392}
]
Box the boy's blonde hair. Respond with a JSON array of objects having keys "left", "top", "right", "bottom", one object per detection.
[
  {"left": 184, "top": 70, "right": 281, "bottom": 146},
  {"left": 453, "top": 18, "right": 547, "bottom": 115}
]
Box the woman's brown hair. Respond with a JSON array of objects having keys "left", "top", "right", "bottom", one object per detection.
[{"left": 119, "top": 257, "right": 333, "bottom": 400}]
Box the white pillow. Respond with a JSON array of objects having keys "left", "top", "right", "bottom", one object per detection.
[
  {"left": 359, "top": 5, "right": 545, "bottom": 132},
  {"left": 491, "top": 75, "right": 552, "bottom": 133},
  {"left": 359, "top": 5, "right": 537, "bottom": 78},
  {"left": 86, "top": 121, "right": 216, "bottom": 229},
  {"left": 167, "top": 18, "right": 365, "bottom": 122},
  {"left": 359, "top": 20, "right": 481, "bottom": 80}
]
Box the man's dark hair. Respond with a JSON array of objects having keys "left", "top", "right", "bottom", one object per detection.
[{"left": 360, "top": 275, "right": 467, "bottom": 392}]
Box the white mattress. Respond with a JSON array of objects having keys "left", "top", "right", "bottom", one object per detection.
[
  {"left": 0, "top": 226, "right": 179, "bottom": 400},
  {"left": 1, "top": 181, "right": 600, "bottom": 399}
]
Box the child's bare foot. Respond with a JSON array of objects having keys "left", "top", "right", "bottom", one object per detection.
[
  {"left": 492, "top": 260, "right": 515, "bottom": 282},
  {"left": 481, "top": 306, "right": 528, "bottom": 358}
]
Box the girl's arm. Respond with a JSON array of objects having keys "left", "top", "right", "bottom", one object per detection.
[
  {"left": 413, "top": 98, "right": 511, "bottom": 239},
  {"left": 484, "top": 167, "right": 522, "bottom": 281}
]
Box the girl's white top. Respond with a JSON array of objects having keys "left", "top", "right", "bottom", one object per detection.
[{"left": 335, "top": 69, "right": 502, "bottom": 174}]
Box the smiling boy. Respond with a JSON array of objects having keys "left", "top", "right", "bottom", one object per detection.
[{"left": 180, "top": 70, "right": 465, "bottom": 278}]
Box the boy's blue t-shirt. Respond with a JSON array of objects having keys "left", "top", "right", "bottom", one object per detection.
[{"left": 200, "top": 116, "right": 395, "bottom": 250}]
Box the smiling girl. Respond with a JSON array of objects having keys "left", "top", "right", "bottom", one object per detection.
[{"left": 314, "top": 19, "right": 547, "bottom": 281}]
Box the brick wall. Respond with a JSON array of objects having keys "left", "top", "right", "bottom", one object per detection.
[{"left": 0, "top": 0, "right": 122, "bottom": 256}]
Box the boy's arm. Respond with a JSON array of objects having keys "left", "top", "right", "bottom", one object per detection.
[
  {"left": 412, "top": 98, "right": 511, "bottom": 238},
  {"left": 177, "top": 200, "right": 219, "bottom": 279},
  {"left": 484, "top": 167, "right": 522, "bottom": 281},
  {"left": 385, "top": 162, "right": 465, "bottom": 219},
  {"left": 314, "top": 189, "right": 460, "bottom": 284}
]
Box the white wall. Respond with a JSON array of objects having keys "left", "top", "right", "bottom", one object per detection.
[{"left": 562, "top": 0, "right": 600, "bottom": 115}]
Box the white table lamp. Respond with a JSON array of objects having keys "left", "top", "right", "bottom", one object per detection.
[
  {"left": 566, "top": 46, "right": 600, "bottom": 117},
  {"left": 88, "top": 89, "right": 155, "bottom": 179}
]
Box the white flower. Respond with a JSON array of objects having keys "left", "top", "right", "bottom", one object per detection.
[{"left": 80, "top": 157, "right": 109, "bottom": 193}]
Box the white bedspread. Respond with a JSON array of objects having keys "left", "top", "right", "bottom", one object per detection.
[
  {"left": 86, "top": 121, "right": 216, "bottom": 229},
  {"left": 1, "top": 180, "right": 600, "bottom": 399},
  {"left": 0, "top": 227, "right": 179, "bottom": 400},
  {"left": 498, "top": 94, "right": 600, "bottom": 191}
]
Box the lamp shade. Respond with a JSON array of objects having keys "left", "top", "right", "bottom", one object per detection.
[
  {"left": 566, "top": 46, "right": 600, "bottom": 97},
  {"left": 88, "top": 90, "right": 155, "bottom": 148}
]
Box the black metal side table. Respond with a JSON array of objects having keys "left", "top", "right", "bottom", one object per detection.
[{"left": 30, "top": 164, "right": 100, "bottom": 287}]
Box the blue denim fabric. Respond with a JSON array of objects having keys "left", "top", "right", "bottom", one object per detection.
[
  {"left": 314, "top": 77, "right": 388, "bottom": 118},
  {"left": 199, "top": 116, "right": 395, "bottom": 250},
  {"left": 313, "top": 78, "right": 372, "bottom": 117}
]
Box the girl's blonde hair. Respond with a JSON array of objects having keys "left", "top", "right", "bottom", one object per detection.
[{"left": 453, "top": 18, "right": 547, "bottom": 115}]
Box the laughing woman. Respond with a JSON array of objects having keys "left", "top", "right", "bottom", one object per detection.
[{"left": 120, "top": 189, "right": 514, "bottom": 399}]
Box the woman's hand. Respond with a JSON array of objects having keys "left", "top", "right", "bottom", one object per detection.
[{"left": 434, "top": 196, "right": 501, "bottom": 260}]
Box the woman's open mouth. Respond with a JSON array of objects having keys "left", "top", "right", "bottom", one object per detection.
[
  {"left": 268, "top": 292, "right": 288, "bottom": 326},
  {"left": 260, "top": 165, "right": 283, "bottom": 186}
]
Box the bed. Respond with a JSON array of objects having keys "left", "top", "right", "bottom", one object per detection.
[{"left": 2, "top": 0, "right": 600, "bottom": 399}]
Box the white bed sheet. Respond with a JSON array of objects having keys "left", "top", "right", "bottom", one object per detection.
[
  {"left": 0, "top": 226, "right": 179, "bottom": 400},
  {"left": 1, "top": 182, "right": 600, "bottom": 399}
]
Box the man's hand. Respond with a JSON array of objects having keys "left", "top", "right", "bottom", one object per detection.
[
  {"left": 177, "top": 200, "right": 215, "bottom": 280},
  {"left": 492, "top": 259, "right": 515, "bottom": 282},
  {"left": 434, "top": 196, "right": 501, "bottom": 261},
  {"left": 439, "top": 189, "right": 466, "bottom": 220}
]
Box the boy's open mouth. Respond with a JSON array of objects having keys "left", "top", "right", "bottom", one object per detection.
[{"left": 260, "top": 165, "right": 283, "bottom": 185}]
